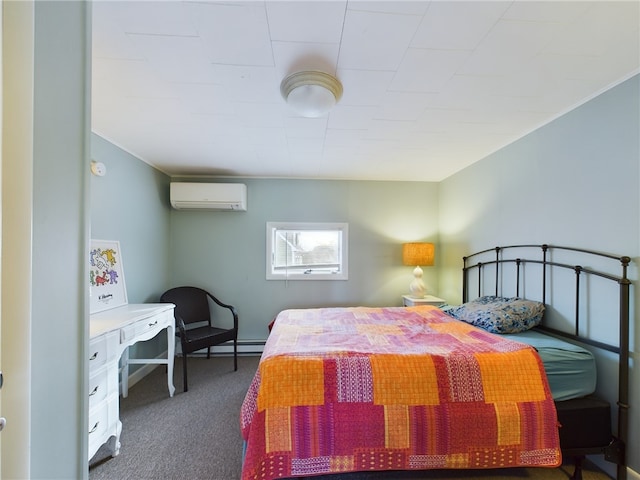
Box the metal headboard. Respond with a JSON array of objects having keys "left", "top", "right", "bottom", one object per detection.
[{"left": 462, "top": 244, "right": 631, "bottom": 480}]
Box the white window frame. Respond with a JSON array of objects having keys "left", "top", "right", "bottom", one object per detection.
[{"left": 266, "top": 222, "right": 349, "bottom": 280}]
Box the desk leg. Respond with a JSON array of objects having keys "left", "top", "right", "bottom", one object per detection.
[
  {"left": 121, "top": 346, "right": 129, "bottom": 398},
  {"left": 167, "top": 324, "right": 175, "bottom": 397},
  {"left": 113, "top": 419, "right": 122, "bottom": 457}
]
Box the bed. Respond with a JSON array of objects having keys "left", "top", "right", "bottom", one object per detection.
[
  {"left": 459, "top": 245, "right": 631, "bottom": 480},
  {"left": 240, "top": 244, "right": 631, "bottom": 480}
]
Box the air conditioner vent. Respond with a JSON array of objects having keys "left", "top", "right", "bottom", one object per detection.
[{"left": 170, "top": 183, "right": 247, "bottom": 211}]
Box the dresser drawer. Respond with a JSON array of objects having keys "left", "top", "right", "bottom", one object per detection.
[
  {"left": 88, "top": 363, "right": 118, "bottom": 411},
  {"left": 88, "top": 330, "right": 119, "bottom": 371},
  {"left": 88, "top": 395, "right": 119, "bottom": 461},
  {"left": 120, "top": 309, "right": 172, "bottom": 344}
]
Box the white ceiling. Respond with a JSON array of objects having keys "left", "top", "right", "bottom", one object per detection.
[{"left": 92, "top": 1, "right": 640, "bottom": 182}]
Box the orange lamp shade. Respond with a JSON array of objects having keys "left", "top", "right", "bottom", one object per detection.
[{"left": 402, "top": 242, "right": 435, "bottom": 267}]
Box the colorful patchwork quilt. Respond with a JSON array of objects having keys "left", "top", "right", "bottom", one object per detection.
[{"left": 240, "top": 306, "right": 561, "bottom": 480}]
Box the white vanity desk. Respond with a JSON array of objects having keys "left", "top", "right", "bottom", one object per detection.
[{"left": 88, "top": 303, "right": 176, "bottom": 461}]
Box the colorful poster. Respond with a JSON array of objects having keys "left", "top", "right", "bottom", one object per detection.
[{"left": 89, "top": 239, "right": 128, "bottom": 313}]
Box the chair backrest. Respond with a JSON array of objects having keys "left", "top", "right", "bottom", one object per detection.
[{"left": 160, "top": 286, "right": 211, "bottom": 326}]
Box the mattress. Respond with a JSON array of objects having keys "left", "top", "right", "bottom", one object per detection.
[{"left": 504, "top": 329, "right": 596, "bottom": 401}]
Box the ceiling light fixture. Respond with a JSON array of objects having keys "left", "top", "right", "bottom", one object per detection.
[{"left": 280, "top": 71, "right": 343, "bottom": 118}]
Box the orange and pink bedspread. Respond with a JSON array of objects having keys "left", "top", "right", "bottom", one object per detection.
[{"left": 240, "top": 305, "right": 561, "bottom": 479}]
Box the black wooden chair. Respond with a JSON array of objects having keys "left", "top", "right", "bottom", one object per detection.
[{"left": 160, "top": 286, "right": 238, "bottom": 392}]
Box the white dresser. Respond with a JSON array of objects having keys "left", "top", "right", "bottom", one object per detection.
[{"left": 88, "top": 303, "right": 176, "bottom": 461}]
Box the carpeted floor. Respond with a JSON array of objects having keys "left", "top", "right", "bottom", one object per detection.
[{"left": 89, "top": 355, "right": 612, "bottom": 480}]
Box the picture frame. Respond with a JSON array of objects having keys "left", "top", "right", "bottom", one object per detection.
[{"left": 89, "top": 239, "right": 128, "bottom": 314}]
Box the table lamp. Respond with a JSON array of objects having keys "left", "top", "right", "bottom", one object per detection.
[{"left": 402, "top": 242, "right": 435, "bottom": 298}]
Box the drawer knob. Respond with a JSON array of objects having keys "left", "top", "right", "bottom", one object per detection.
[
  {"left": 148, "top": 320, "right": 158, "bottom": 327},
  {"left": 89, "top": 352, "right": 99, "bottom": 361},
  {"left": 89, "top": 385, "right": 99, "bottom": 397},
  {"left": 89, "top": 421, "right": 99, "bottom": 434}
]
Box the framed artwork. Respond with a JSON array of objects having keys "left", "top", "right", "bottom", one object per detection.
[{"left": 89, "top": 239, "right": 128, "bottom": 314}]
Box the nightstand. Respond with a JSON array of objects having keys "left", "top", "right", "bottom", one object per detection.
[{"left": 402, "top": 294, "right": 445, "bottom": 307}]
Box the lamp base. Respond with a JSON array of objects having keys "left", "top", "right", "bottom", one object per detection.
[{"left": 409, "top": 266, "right": 426, "bottom": 298}]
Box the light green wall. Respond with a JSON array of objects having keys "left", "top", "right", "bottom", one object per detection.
[
  {"left": 90, "top": 134, "right": 172, "bottom": 367},
  {"left": 90, "top": 134, "right": 171, "bottom": 303},
  {"left": 29, "top": 1, "right": 90, "bottom": 478},
  {"left": 439, "top": 74, "right": 639, "bottom": 475},
  {"left": 169, "top": 178, "right": 439, "bottom": 340},
  {"left": 87, "top": 143, "right": 440, "bottom": 355}
]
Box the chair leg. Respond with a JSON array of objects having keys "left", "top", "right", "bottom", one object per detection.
[
  {"left": 183, "top": 353, "right": 188, "bottom": 392},
  {"left": 207, "top": 347, "right": 211, "bottom": 359},
  {"left": 233, "top": 339, "right": 238, "bottom": 371}
]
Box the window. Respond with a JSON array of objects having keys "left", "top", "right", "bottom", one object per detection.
[{"left": 266, "top": 222, "right": 348, "bottom": 280}]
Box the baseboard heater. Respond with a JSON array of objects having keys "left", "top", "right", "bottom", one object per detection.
[
  {"left": 188, "top": 340, "right": 265, "bottom": 356},
  {"left": 125, "top": 341, "right": 265, "bottom": 391}
]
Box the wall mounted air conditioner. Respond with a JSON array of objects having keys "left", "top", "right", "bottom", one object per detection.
[{"left": 170, "top": 182, "right": 247, "bottom": 211}]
